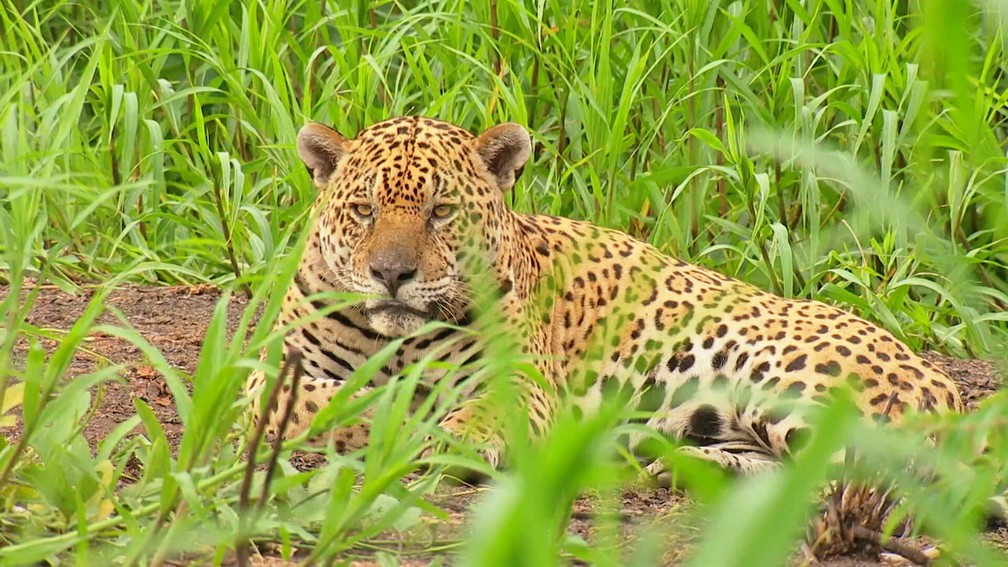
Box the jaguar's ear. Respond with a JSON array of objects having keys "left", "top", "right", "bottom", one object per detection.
[
  {"left": 297, "top": 122, "right": 351, "bottom": 189},
  {"left": 475, "top": 123, "right": 531, "bottom": 191}
]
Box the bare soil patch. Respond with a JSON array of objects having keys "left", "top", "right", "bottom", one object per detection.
[{"left": 2, "top": 284, "right": 1004, "bottom": 566}]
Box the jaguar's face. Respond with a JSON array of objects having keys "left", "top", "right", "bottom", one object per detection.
[{"left": 296, "top": 116, "right": 530, "bottom": 337}]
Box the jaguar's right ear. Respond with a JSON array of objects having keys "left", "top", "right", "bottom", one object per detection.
[{"left": 297, "top": 123, "right": 351, "bottom": 189}]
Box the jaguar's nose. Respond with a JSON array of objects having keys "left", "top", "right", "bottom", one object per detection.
[{"left": 370, "top": 255, "right": 417, "bottom": 297}]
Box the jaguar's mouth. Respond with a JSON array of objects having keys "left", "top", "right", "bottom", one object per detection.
[{"left": 366, "top": 300, "right": 430, "bottom": 319}]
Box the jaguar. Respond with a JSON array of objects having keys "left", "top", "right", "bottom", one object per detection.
[{"left": 245, "top": 116, "right": 963, "bottom": 479}]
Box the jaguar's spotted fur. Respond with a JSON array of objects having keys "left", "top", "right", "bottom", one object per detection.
[{"left": 245, "top": 116, "right": 963, "bottom": 477}]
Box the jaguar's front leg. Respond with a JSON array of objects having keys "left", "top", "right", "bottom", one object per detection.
[
  {"left": 425, "top": 380, "right": 555, "bottom": 471},
  {"left": 436, "top": 399, "right": 507, "bottom": 469}
]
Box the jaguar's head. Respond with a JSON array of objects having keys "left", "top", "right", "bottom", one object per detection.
[{"left": 296, "top": 116, "right": 530, "bottom": 337}]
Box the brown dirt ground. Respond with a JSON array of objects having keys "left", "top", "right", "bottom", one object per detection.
[{"left": 1, "top": 284, "right": 1005, "bottom": 566}]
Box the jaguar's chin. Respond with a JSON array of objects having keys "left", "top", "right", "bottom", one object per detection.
[{"left": 365, "top": 301, "right": 429, "bottom": 337}]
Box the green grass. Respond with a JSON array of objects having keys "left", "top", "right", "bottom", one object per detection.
[{"left": 1, "top": 0, "right": 1007, "bottom": 565}]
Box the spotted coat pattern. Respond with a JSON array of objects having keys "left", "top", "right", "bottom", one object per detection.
[{"left": 245, "top": 116, "right": 964, "bottom": 474}]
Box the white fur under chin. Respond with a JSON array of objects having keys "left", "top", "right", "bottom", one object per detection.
[{"left": 368, "top": 309, "right": 426, "bottom": 338}]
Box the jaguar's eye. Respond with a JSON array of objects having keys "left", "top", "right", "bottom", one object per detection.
[
  {"left": 351, "top": 203, "right": 373, "bottom": 218},
  {"left": 431, "top": 203, "right": 456, "bottom": 220}
]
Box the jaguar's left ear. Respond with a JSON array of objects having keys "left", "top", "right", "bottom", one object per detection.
[{"left": 475, "top": 123, "right": 531, "bottom": 191}]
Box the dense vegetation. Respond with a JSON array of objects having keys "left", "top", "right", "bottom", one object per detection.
[{"left": 1, "top": 0, "right": 1006, "bottom": 565}]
